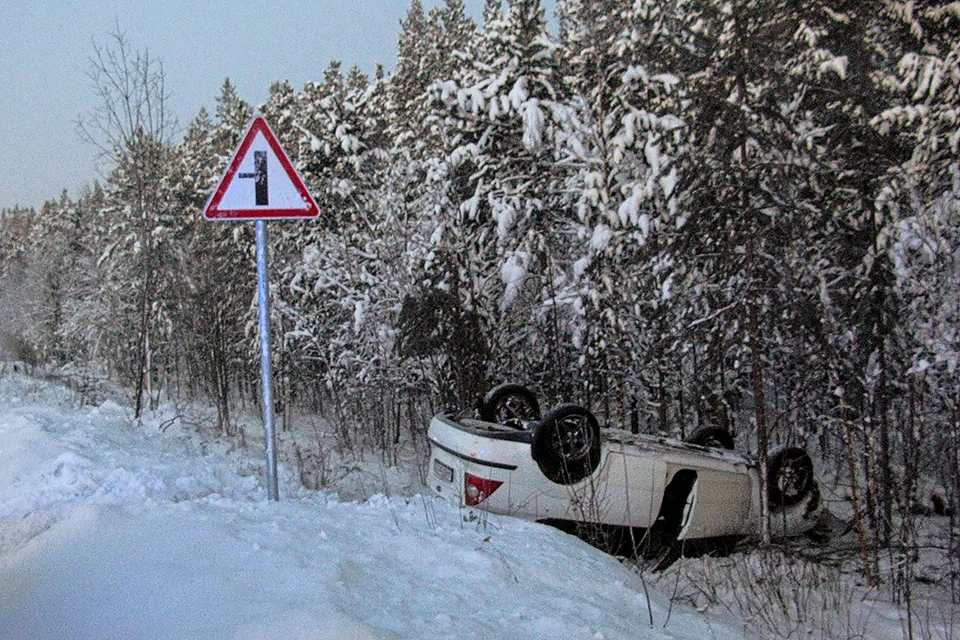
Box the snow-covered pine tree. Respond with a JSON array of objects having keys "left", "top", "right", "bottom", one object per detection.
[
  {"left": 773, "top": 1, "right": 960, "bottom": 551},
  {"left": 21, "top": 192, "right": 86, "bottom": 364},
  {"left": 557, "top": 0, "right": 630, "bottom": 109},
  {"left": 422, "top": 0, "right": 571, "bottom": 401},
  {"left": 553, "top": 0, "right": 686, "bottom": 427},
  {"left": 435, "top": 0, "right": 478, "bottom": 82},
  {"left": 261, "top": 80, "right": 300, "bottom": 150},
  {"left": 0, "top": 206, "right": 34, "bottom": 290},
  {"left": 865, "top": 0, "right": 960, "bottom": 577},
  {"left": 266, "top": 57, "right": 410, "bottom": 437},
  {"left": 391, "top": 0, "right": 432, "bottom": 139},
  {"left": 0, "top": 205, "right": 37, "bottom": 366},
  {"left": 652, "top": 0, "right": 883, "bottom": 540},
  {"left": 163, "top": 105, "right": 245, "bottom": 433}
]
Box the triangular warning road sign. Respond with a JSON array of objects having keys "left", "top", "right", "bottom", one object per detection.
[{"left": 203, "top": 115, "right": 319, "bottom": 221}]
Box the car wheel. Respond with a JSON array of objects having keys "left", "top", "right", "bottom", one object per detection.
[
  {"left": 531, "top": 404, "right": 601, "bottom": 485},
  {"left": 685, "top": 426, "right": 735, "bottom": 450},
  {"left": 767, "top": 447, "right": 815, "bottom": 508},
  {"left": 479, "top": 383, "right": 541, "bottom": 427}
]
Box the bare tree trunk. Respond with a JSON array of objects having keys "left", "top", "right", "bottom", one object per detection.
[
  {"left": 736, "top": 81, "right": 770, "bottom": 541},
  {"left": 658, "top": 366, "right": 668, "bottom": 435},
  {"left": 214, "top": 307, "right": 231, "bottom": 435},
  {"left": 676, "top": 356, "right": 686, "bottom": 439},
  {"left": 951, "top": 389, "right": 960, "bottom": 603},
  {"left": 134, "top": 203, "right": 153, "bottom": 419},
  {"left": 834, "top": 367, "right": 876, "bottom": 585},
  {"left": 900, "top": 378, "right": 920, "bottom": 632},
  {"left": 750, "top": 298, "right": 771, "bottom": 545},
  {"left": 877, "top": 338, "right": 893, "bottom": 545}
]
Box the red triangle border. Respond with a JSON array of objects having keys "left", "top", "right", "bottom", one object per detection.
[{"left": 203, "top": 115, "right": 320, "bottom": 221}]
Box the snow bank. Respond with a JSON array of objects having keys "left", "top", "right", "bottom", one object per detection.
[{"left": 0, "top": 373, "right": 742, "bottom": 640}]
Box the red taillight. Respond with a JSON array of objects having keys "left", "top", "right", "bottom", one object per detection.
[{"left": 464, "top": 473, "right": 503, "bottom": 506}]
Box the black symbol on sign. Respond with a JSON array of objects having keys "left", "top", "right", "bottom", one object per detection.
[{"left": 238, "top": 151, "right": 268, "bottom": 205}]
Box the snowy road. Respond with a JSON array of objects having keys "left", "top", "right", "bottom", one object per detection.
[{"left": 0, "top": 373, "right": 742, "bottom": 639}]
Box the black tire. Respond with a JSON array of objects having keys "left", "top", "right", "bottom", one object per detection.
[
  {"left": 767, "top": 447, "right": 815, "bottom": 508},
  {"left": 531, "top": 404, "right": 601, "bottom": 485},
  {"left": 685, "top": 425, "right": 735, "bottom": 450},
  {"left": 479, "top": 383, "right": 541, "bottom": 427}
]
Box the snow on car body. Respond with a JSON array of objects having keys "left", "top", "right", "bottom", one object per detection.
[{"left": 427, "top": 386, "right": 821, "bottom": 556}]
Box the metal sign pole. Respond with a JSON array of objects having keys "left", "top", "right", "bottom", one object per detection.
[
  {"left": 256, "top": 219, "right": 279, "bottom": 501},
  {"left": 203, "top": 115, "right": 318, "bottom": 502}
]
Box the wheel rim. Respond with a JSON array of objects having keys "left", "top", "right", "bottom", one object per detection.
[
  {"left": 532, "top": 404, "right": 601, "bottom": 485},
  {"left": 777, "top": 454, "right": 810, "bottom": 500},
  {"left": 552, "top": 414, "right": 593, "bottom": 461},
  {"left": 496, "top": 395, "right": 537, "bottom": 424}
]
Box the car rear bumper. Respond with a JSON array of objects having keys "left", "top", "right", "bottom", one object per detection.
[{"left": 426, "top": 414, "right": 531, "bottom": 508}]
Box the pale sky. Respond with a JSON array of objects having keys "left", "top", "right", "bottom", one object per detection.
[{"left": 1, "top": 0, "right": 556, "bottom": 211}]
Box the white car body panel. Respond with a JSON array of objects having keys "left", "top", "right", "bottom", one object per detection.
[{"left": 428, "top": 413, "right": 817, "bottom": 542}]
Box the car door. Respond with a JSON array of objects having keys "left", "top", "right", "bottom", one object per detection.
[
  {"left": 676, "top": 466, "right": 753, "bottom": 539},
  {"left": 591, "top": 442, "right": 667, "bottom": 528}
]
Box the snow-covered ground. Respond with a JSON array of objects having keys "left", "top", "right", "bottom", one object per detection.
[{"left": 0, "top": 371, "right": 939, "bottom": 639}]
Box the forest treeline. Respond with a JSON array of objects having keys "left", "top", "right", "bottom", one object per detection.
[{"left": 1, "top": 0, "right": 959, "bottom": 590}]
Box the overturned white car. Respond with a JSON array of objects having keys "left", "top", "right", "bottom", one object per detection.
[{"left": 427, "top": 384, "right": 823, "bottom": 565}]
